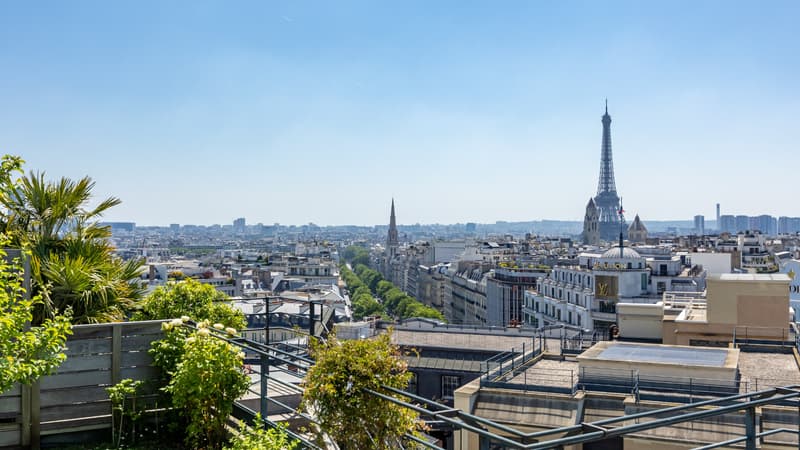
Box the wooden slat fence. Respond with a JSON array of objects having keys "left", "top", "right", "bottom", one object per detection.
[{"left": 0, "top": 320, "right": 166, "bottom": 449}]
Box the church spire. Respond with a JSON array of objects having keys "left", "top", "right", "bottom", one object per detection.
[
  {"left": 387, "top": 199, "right": 399, "bottom": 257},
  {"left": 389, "top": 198, "right": 396, "bottom": 229}
]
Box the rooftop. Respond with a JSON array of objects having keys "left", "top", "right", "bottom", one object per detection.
[
  {"left": 391, "top": 329, "right": 536, "bottom": 352},
  {"left": 716, "top": 273, "right": 791, "bottom": 282},
  {"left": 601, "top": 246, "right": 642, "bottom": 259},
  {"left": 593, "top": 342, "right": 730, "bottom": 367}
]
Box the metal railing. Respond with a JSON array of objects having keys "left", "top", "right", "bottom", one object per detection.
[{"left": 195, "top": 322, "right": 800, "bottom": 450}]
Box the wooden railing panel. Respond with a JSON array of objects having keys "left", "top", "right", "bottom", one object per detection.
[
  {"left": 68, "top": 326, "right": 111, "bottom": 340},
  {"left": 0, "top": 394, "right": 20, "bottom": 417},
  {"left": 120, "top": 350, "right": 154, "bottom": 368},
  {"left": 118, "top": 321, "right": 164, "bottom": 337},
  {"left": 120, "top": 366, "right": 160, "bottom": 383},
  {"left": 0, "top": 425, "right": 20, "bottom": 447},
  {"left": 0, "top": 321, "right": 167, "bottom": 449},
  {"left": 63, "top": 338, "right": 112, "bottom": 357},
  {"left": 54, "top": 354, "right": 112, "bottom": 373},
  {"left": 120, "top": 334, "right": 163, "bottom": 352},
  {"left": 39, "top": 386, "right": 110, "bottom": 408},
  {"left": 39, "top": 371, "right": 112, "bottom": 391},
  {"left": 40, "top": 402, "right": 111, "bottom": 423}
]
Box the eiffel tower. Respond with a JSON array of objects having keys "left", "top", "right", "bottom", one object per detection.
[{"left": 594, "top": 101, "right": 626, "bottom": 241}]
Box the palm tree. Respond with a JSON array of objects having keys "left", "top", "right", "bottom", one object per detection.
[{"left": 0, "top": 155, "right": 144, "bottom": 324}]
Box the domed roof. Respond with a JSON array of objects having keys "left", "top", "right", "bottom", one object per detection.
[{"left": 601, "top": 246, "right": 642, "bottom": 259}]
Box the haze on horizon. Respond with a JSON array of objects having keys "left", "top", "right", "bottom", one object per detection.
[{"left": 1, "top": 1, "right": 798, "bottom": 227}]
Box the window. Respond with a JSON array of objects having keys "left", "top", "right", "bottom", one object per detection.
[
  {"left": 407, "top": 372, "right": 418, "bottom": 395},
  {"left": 441, "top": 375, "right": 461, "bottom": 400}
]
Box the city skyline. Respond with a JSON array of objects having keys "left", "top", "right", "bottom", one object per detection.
[{"left": 2, "top": 1, "right": 798, "bottom": 225}]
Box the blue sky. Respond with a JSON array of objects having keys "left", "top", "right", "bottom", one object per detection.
[{"left": 1, "top": 1, "right": 798, "bottom": 226}]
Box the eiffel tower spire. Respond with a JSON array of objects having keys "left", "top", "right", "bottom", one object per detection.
[
  {"left": 597, "top": 101, "right": 617, "bottom": 197},
  {"left": 594, "top": 101, "right": 624, "bottom": 241}
]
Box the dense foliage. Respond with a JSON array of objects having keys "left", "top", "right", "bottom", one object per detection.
[
  {"left": 224, "top": 415, "right": 298, "bottom": 450},
  {"left": 340, "top": 265, "right": 386, "bottom": 319},
  {"left": 341, "top": 245, "right": 370, "bottom": 267},
  {"left": 141, "top": 281, "right": 252, "bottom": 448},
  {"left": 159, "top": 320, "right": 249, "bottom": 449},
  {"left": 345, "top": 263, "right": 445, "bottom": 321},
  {"left": 134, "top": 278, "right": 246, "bottom": 330},
  {"left": 0, "top": 243, "right": 72, "bottom": 393},
  {"left": 301, "top": 332, "right": 423, "bottom": 449},
  {"left": 0, "top": 155, "right": 144, "bottom": 324}
]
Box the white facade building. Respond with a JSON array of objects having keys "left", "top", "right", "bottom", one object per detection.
[{"left": 525, "top": 244, "right": 706, "bottom": 331}]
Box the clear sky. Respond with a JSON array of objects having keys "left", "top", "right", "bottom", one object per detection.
[{"left": 1, "top": 1, "right": 798, "bottom": 226}]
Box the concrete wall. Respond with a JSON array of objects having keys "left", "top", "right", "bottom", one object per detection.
[
  {"left": 706, "top": 275, "right": 790, "bottom": 327},
  {"left": 690, "top": 252, "right": 733, "bottom": 275},
  {"left": 617, "top": 303, "right": 663, "bottom": 340},
  {"left": 665, "top": 319, "right": 792, "bottom": 346},
  {"left": 577, "top": 342, "right": 739, "bottom": 390}
]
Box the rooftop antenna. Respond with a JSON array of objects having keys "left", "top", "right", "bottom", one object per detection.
[{"left": 618, "top": 199, "right": 626, "bottom": 257}]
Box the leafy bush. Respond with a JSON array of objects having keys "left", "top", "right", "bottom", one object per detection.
[
  {"left": 224, "top": 414, "right": 298, "bottom": 450},
  {"left": 0, "top": 243, "right": 72, "bottom": 394},
  {"left": 107, "top": 378, "right": 144, "bottom": 447},
  {"left": 162, "top": 320, "right": 249, "bottom": 449},
  {"left": 134, "top": 279, "right": 245, "bottom": 330},
  {"left": 301, "top": 332, "right": 423, "bottom": 449}
]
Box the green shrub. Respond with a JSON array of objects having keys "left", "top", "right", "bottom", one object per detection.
[
  {"left": 224, "top": 414, "right": 298, "bottom": 450},
  {"left": 301, "top": 332, "right": 423, "bottom": 449},
  {"left": 134, "top": 279, "right": 245, "bottom": 330},
  {"left": 163, "top": 320, "right": 249, "bottom": 449},
  {"left": 106, "top": 378, "right": 144, "bottom": 447}
]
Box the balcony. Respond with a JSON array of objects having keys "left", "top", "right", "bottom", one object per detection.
[{"left": 590, "top": 310, "right": 617, "bottom": 322}]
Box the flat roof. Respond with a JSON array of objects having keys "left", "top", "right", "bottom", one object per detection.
[
  {"left": 391, "top": 329, "right": 536, "bottom": 352},
  {"left": 716, "top": 273, "right": 791, "bottom": 282},
  {"left": 579, "top": 341, "right": 739, "bottom": 369},
  {"left": 597, "top": 343, "right": 728, "bottom": 367}
]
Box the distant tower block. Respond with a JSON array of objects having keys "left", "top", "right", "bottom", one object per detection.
[{"left": 593, "top": 101, "right": 626, "bottom": 241}]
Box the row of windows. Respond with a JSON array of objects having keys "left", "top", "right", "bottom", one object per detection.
[
  {"left": 537, "top": 303, "right": 582, "bottom": 326},
  {"left": 555, "top": 270, "right": 593, "bottom": 286},
  {"left": 406, "top": 373, "right": 462, "bottom": 400},
  {"left": 539, "top": 286, "right": 591, "bottom": 309}
]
